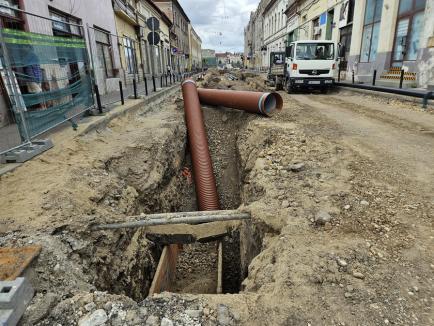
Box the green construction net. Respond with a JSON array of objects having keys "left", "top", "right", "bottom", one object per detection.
[{"left": 0, "top": 28, "right": 93, "bottom": 138}]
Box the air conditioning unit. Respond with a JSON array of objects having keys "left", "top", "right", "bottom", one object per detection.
[{"left": 314, "top": 27, "right": 321, "bottom": 36}]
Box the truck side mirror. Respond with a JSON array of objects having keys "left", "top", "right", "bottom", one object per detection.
[{"left": 285, "top": 46, "right": 292, "bottom": 59}]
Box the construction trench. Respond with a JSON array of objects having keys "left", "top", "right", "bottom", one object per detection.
[
  {"left": 3, "top": 69, "right": 433, "bottom": 325},
  {"left": 76, "top": 78, "right": 283, "bottom": 303}
]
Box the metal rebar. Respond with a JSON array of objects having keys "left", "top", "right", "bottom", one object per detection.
[
  {"left": 399, "top": 69, "right": 405, "bottom": 89},
  {"left": 119, "top": 80, "right": 124, "bottom": 105},
  {"left": 91, "top": 210, "right": 250, "bottom": 231}
]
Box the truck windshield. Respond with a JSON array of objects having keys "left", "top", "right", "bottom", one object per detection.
[{"left": 295, "top": 43, "right": 334, "bottom": 60}]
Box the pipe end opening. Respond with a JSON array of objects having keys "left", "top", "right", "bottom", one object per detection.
[{"left": 262, "top": 93, "right": 283, "bottom": 116}]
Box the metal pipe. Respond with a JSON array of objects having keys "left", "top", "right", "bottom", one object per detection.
[
  {"left": 152, "top": 75, "right": 156, "bottom": 92},
  {"left": 113, "top": 209, "right": 243, "bottom": 221},
  {"left": 182, "top": 79, "right": 220, "bottom": 211},
  {"left": 197, "top": 87, "right": 283, "bottom": 117},
  {"left": 372, "top": 70, "right": 377, "bottom": 86},
  {"left": 144, "top": 77, "right": 148, "bottom": 96},
  {"left": 91, "top": 212, "right": 250, "bottom": 231}
]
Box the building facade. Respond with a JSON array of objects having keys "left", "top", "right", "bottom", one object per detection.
[
  {"left": 188, "top": 24, "right": 202, "bottom": 71},
  {"left": 348, "top": 0, "right": 433, "bottom": 87},
  {"left": 112, "top": 0, "right": 172, "bottom": 86},
  {"left": 263, "top": 0, "right": 287, "bottom": 68},
  {"left": 246, "top": 0, "right": 433, "bottom": 88},
  {"left": 243, "top": 11, "right": 254, "bottom": 68},
  {"left": 202, "top": 49, "right": 217, "bottom": 68},
  {"left": 152, "top": 0, "right": 190, "bottom": 73},
  {"left": 20, "top": 0, "right": 121, "bottom": 94}
]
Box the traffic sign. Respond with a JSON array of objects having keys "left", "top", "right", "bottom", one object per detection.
[
  {"left": 148, "top": 32, "right": 160, "bottom": 45},
  {"left": 146, "top": 17, "right": 160, "bottom": 31}
]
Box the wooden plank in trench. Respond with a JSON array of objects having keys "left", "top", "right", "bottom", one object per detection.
[
  {"left": 0, "top": 245, "right": 42, "bottom": 281},
  {"left": 148, "top": 244, "right": 181, "bottom": 296}
]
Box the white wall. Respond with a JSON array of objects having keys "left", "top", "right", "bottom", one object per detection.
[{"left": 22, "top": 0, "right": 121, "bottom": 91}]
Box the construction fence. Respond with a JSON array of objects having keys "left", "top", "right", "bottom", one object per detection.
[
  {"left": 0, "top": 5, "right": 93, "bottom": 154},
  {"left": 0, "top": 4, "right": 197, "bottom": 156}
]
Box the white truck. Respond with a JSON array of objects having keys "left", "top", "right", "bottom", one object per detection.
[{"left": 284, "top": 40, "right": 343, "bottom": 93}]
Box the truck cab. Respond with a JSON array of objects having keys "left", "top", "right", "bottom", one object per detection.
[{"left": 285, "top": 40, "right": 341, "bottom": 92}]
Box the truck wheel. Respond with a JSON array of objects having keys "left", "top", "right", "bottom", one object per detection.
[{"left": 286, "top": 85, "right": 292, "bottom": 94}]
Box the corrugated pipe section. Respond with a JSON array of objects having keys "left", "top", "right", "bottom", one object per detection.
[
  {"left": 181, "top": 79, "right": 220, "bottom": 211},
  {"left": 197, "top": 88, "right": 283, "bottom": 116},
  {"left": 181, "top": 79, "right": 283, "bottom": 212}
]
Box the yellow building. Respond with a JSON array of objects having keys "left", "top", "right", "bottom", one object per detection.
[
  {"left": 113, "top": 0, "right": 172, "bottom": 83},
  {"left": 188, "top": 24, "right": 202, "bottom": 71}
]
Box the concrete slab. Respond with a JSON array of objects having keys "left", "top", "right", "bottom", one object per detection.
[
  {"left": 0, "top": 278, "right": 34, "bottom": 326},
  {"left": 0, "top": 140, "right": 53, "bottom": 164},
  {"left": 0, "top": 163, "right": 22, "bottom": 176}
]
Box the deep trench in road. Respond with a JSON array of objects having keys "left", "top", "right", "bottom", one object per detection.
[{"left": 84, "top": 102, "right": 265, "bottom": 301}]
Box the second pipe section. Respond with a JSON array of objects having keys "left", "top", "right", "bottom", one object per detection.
[{"left": 197, "top": 88, "right": 283, "bottom": 116}]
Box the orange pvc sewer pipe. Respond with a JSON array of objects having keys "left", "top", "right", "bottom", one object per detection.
[
  {"left": 181, "top": 79, "right": 220, "bottom": 211},
  {"left": 197, "top": 88, "right": 283, "bottom": 116}
]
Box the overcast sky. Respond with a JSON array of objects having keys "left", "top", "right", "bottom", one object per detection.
[{"left": 179, "top": 0, "right": 258, "bottom": 53}]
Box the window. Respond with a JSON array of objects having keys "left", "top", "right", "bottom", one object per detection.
[
  {"left": 94, "top": 28, "right": 114, "bottom": 78},
  {"left": 393, "top": 0, "right": 426, "bottom": 62},
  {"left": 0, "top": 0, "right": 24, "bottom": 29},
  {"left": 360, "top": 0, "right": 383, "bottom": 62},
  {"left": 50, "top": 9, "right": 82, "bottom": 37},
  {"left": 123, "top": 37, "right": 136, "bottom": 74},
  {"left": 296, "top": 43, "right": 335, "bottom": 60}
]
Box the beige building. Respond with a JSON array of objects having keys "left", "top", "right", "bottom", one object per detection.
[
  {"left": 188, "top": 24, "right": 202, "bottom": 71},
  {"left": 244, "top": 0, "right": 270, "bottom": 70},
  {"left": 113, "top": 0, "right": 172, "bottom": 83},
  {"left": 263, "top": 0, "right": 287, "bottom": 68},
  {"left": 153, "top": 0, "right": 191, "bottom": 73}
]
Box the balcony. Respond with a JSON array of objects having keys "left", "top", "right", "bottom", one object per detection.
[{"left": 113, "top": 0, "right": 137, "bottom": 25}]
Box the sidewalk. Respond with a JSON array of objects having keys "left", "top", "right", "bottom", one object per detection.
[{"left": 100, "top": 75, "right": 178, "bottom": 110}]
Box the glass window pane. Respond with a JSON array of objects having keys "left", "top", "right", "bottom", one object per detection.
[
  {"left": 415, "top": 0, "right": 426, "bottom": 10},
  {"left": 399, "top": 0, "right": 412, "bottom": 14},
  {"left": 364, "top": 0, "right": 375, "bottom": 24},
  {"left": 369, "top": 22, "right": 380, "bottom": 61},
  {"left": 393, "top": 18, "right": 409, "bottom": 61},
  {"left": 360, "top": 25, "right": 373, "bottom": 62},
  {"left": 374, "top": 0, "right": 383, "bottom": 22},
  {"left": 407, "top": 12, "right": 423, "bottom": 60}
]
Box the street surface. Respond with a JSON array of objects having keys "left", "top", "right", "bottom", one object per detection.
[{"left": 0, "top": 71, "right": 432, "bottom": 325}]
